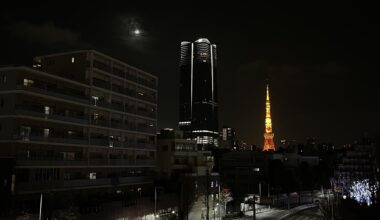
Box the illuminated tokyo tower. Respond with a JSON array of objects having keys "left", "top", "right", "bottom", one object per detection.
[{"left": 263, "top": 84, "right": 275, "bottom": 151}]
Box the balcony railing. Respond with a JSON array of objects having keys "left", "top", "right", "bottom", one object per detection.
[
  {"left": 15, "top": 109, "right": 88, "bottom": 124},
  {"left": 90, "top": 138, "right": 110, "bottom": 146},
  {"left": 17, "top": 160, "right": 87, "bottom": 166},
  {"left": 136, "top": 142, "right": 156, "bottom": 149},
  {"left": 13, "top": 135, "right": 88, "bottom": 145},
  {"left": 136, "top": 126, "right": 156, "bottom": 134},
  {"left": 63, "top": 176, "right": 151, "bottom": 188},
  {"left": 16, "top": 158, "right": 155, "bottom": 167},
  {"left": 93, "top": 78, "right": 110, "bottom": 90},
  {"left": 135, "top": 109, "right": 156, "bottom": 118},
  {"left": 17, "top": 85, "right": 89, "bottom": 104},
  {"left": 11, "top": 134, "right": 155, "bottom": 150},
  {"left": 135, "top": 159, "right": 156, "bottom": 166}
]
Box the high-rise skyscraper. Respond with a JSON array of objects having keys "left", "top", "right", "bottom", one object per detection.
[
  {"left": 179, "top": 38, "right": 219, "bottom": 147},
  {"left": 263, "top": 84, "right": 275, "bottom": 151}
]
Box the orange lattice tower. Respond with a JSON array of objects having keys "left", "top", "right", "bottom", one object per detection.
[{"left": 263, "top": 84, "right": 275, "bottom": 151}]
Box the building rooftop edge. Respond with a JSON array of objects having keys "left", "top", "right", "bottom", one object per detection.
[{"left": 33, "top": 50, "right": 157, "bottom": 79}]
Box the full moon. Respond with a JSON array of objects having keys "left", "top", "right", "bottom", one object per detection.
[{"left": 133, "top": 29, "right": 141, "bottom": 35}]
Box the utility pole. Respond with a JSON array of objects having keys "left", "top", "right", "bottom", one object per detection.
[
  {"left": 218, "top": 183, "right": 221, "bottom": 219},
  {"left": 154, "top": 187, "right": 157, "bottom": 219},
  {"left": 39, "top": 193, "right": 43, "bottom": 220},
  {"left": 206, "top": 169, "right": 210, "bottom": 220},
  {"left": 251, "top": 151, "right": 256, "bottom": 220}
]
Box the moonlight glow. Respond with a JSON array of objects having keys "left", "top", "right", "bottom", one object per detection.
[{"left": 133, "top": 29, "right": 141, "bottom": 35}]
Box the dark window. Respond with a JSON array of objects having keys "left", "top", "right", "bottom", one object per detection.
[{"left": 162, "top": 145, "right": 168, "bottom": 151}]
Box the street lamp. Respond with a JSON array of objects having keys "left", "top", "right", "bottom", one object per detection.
[
  {"left": 154, "top": 186, "right": 164, "bottom": 219},
  {"left": 252, "top": 167, "right": 260, "bottom": 220}
]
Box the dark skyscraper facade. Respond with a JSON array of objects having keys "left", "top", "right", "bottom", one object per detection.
[{"left": 179, "top": 38, "right": 219, "bottom": 147}]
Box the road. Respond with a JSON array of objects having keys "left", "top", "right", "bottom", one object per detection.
[{"left": 283, "top": 207, "right": 323, "bottom": 220}]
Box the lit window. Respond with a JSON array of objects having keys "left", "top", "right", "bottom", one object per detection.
[
  {"left": 43, "top": 128, "right": 50, "bottom": 138},
  {"left": 211, "top": 181, "right": 214, "bottom": 188},
  {"left": 92, "top": 96, "right": 99, "bottom": 106},
  {"left": 93, "top": 113, "right": 99, "bottom": 120},
  {"left": 109, "top": 136, "right": 114, "bottom": 148},
  {"left": 20, "top": 126, "right": 31, "bottom": 141},
  {"left": 44, "top": 106, "right": 50, "bottom": 115},
  {"left": 71, "top": 57, "right": 75, "bottom": 63},
  {"left": 89, "top": 172, "right": 96, "bottom": 180},
  {"left": 23, "top": 79, "right": 34, "bottom": 87}
]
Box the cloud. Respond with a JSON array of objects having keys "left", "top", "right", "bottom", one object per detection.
[
  {"left": 9, "top": 21, "right": 90, "bottom": 48},
  {"left": 112, "top": 14, "right": 156, "bottom": 53}
]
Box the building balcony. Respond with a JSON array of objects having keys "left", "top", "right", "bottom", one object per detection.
[
  {"left": 16, "top": 158, "right": 154, "bottom": 167},
  {"left": 17, "top": 85, "right": 89, "bottom": 104},
  {"left": 91, "top": 119, "right": 109, "bottom": 127},
  {"left": 93, "top": 78, "right": 110, "bottom": 90},
  {"left": 135, "top": 159, "right": 156, "bottom": 166},
  {"left": 64, "top": 176, "right": 151, "bottom": 188},
  {"left": 137, "top": 79, "right": 157, "bottom": 90},
  {"left": 17, "top": 160, "right": 87, "bottom": 167},
  {"left": 125, "top": 73, "right": 138, "bottom": 83},
  {"left": 90, "top": 138, "right": 110, "bottom": 146},
  {"left": 125, "top": 106, "right": 136, "bottom": 114},
  {"left": 15, "top": 109, "right": 89, "bottom": 124},
  {"left": 12, "top": 134, "right": 88, "bottom": 145},
  {"left": 136, "top": 142, "right": 156, "bottom": 149},
  {"left": 136, "top": 94, "right": 156, "bottom": 103},
  {"left": 136, "top": 126, "right": 156, "bottom": 134},
  {"left": 11, "top": 134, "right": 155, "bottom": 150},
  {"left": 15, "top": 176, "right": 152, "bottom": 192},
  {"left": 111, "top": 103, "right": 124, "bottom": 111},
  {"left": 135, "top": 109, "right": 156, "bottom": 118}
]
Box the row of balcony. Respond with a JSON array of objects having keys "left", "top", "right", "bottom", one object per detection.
[
  {"left": 15, "top": 108, "right": 156, "bottom": 133},
  {"left": 12, "top": 135, "right": 156, "bottom": 149},
  {"left": 16, "top": 176, "right": 152, "bottom": 191},
  {"left": 18, "top": 80, "right": 156, "bottom": 107},
  {"left": 93, "top": 78, "right": 156, "bottom": 102},
  {"left": 17, "top": 85, "right": 157, "bottom": 117},
  {"left": 17, "top": 159, "right": 156, "bottom": 167},
  {"left": 92, "top": 64, "right": 157, "bottom": 90}
]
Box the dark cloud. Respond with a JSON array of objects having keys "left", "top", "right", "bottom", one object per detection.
[{"left": 9, "top": 21, "right": 90, "bottom": 48}]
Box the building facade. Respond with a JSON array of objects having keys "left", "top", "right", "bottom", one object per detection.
[
  {"left": 156, "top": 128, "right": 214, "bottom": 182},
  {"left": 0, "top": 50, "right": 157, "bottom": 197},
  {"left": 156, "top": 128, "right": 219, "bottom": 219},
  {"left": 333, "top": 144, "right": 377, "bottom": 194},
  {"left": 220, "top": 126, "right": 237, "bottom": 149},
  {"left": 179, "top": 38, "right": 219, "bottom": 148}
]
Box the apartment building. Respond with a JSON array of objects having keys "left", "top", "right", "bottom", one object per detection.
[{"left": 0, "top": 50, "right": 157, "bottom": 196}]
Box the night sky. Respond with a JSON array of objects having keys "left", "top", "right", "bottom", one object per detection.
[{"left": 1, "top": 2, "right": 379, "bottom": 146}]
